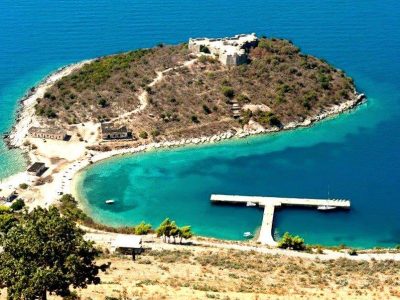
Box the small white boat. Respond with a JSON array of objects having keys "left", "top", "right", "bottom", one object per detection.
[
  {"left": 243, "top": 232, "right": 253, "bottom": 238},
  {"left": 246, "top": 201, "right": 256, "bottom": 207},
  {"left": 105, "top": 200, "right": 115, "bottom": 204},
  {"left": 317, "top": 205, "right": 336, "bottom": 211}
]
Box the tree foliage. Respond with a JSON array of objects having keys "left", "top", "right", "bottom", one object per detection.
[
  {"left": 134, "top": 221, "right": 152, "bottom": 235},
  {"left": 277, "top": 232, "right": 305, "bottom": 251},
  {"left": 0, "top": 207, "right": 109, "bottom": 299},
  {"left": 10, "top": 199, "right": 25, "bottom": 211},
  {"left": 156, "top": 218, "right": 193, "bottom": 243},
  {"left": 59, "top": 194, "right": 91, "bottom": 223},
  {"left": 179, "top": 226, "right": 193, "bottom": 242},
  {"left": 0, "top": 206, "right": 17, "bottom": 233}
]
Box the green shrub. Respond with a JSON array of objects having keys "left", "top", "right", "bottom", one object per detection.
[
  {"left": 191, "top": 115, "right": 200, "bottom": 123},
  {"left": 318, "top": 73, "right": 331, "bottom": 90},
  {"left": 139, "top": 131, "right": 148, "bottom": 139},
  {"left": 36, "top": 107, "right": 57, "bottom": 118},
  {"left": 221, "top": 86, "right": 235, "bottom": 98},
  {"left": 198, "top": 55, "right": 208, "bottom": 63},
  {"left": 237, "top": 93, "right": 250, "bottom": 104},
  {"left": 254, "top": 111, "right": 281, "bottom": 127},
  {"left": 240, "top": 109, "right": 252, "bottom": 125},
  {"left": 98, "top": 98, "right": 108, "bottom": 108},
  {"left": 151, "top": 129, "right": 160, "bottom": 137},
  {"left": 303, "top": 90, "right": 318, "bottom": 110},
  {"left": 198, "top": 55, "right": 216, "bottom": 64},
  {"left": 202, "top": 104, "right": 211, "bottom": 114},
  {"left": 19, "top": 183, "right": 28, "bottom": 190},
  {"left": 348, "top": 249, "right": 358, "bottom": 256},
  {"left": 135, "top": 222, "right": 152, "bottom": 235},
  {"left": 10, "top": 199, "right": 25, "bottom": 211},
  {"left": 278, "top": 83, "right": 291, "bottom": 94},
  {"left": 46, "top": 109, "right": 57, "bottom": 118},
  {"left": 258, "top": 39, "right": 274, "bottom": 51},
  {"left": 206, "top": 72, "right": 216, "bottom": 79}
]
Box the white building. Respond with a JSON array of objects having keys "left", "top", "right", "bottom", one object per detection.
[{"left": 188, "top": 33, "right": 258, "bottom": 66}]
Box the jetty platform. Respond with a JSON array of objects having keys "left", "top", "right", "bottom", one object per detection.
[{"left": 210, "top": 194, "right": 350, "bottom": 246}]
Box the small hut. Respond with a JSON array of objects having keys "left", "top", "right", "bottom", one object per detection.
[
  {"left": 111, "top": 234, "right": 143, "bottom": 260},
  {"left": 27, "top": 162, "right": 46, "bottom": 176}
]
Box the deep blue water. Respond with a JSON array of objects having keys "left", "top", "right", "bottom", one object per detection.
[{"left": 1, "top": 0, "right": 400, "bottom": 247}]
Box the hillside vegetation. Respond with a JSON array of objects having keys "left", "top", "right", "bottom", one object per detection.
[
  {"left": 35, "top": 38, "right": 356, "bottom": 141},
  {"left": 35, "top": 45, "right": 190, "bottom": 124},
  {"left": 66, "top": 248, "right": 399, "bottom": 299}
]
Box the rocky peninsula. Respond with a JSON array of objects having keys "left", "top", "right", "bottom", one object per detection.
[{"left": 1, "top": 34, "right": 365, "bottom": 224}]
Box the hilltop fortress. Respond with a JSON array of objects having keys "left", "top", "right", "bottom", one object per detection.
[{"left": 188, "top": 33, "right": 258, "bottom": 66}]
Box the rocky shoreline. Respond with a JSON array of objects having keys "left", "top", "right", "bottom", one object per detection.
[
  {"left": 91, "top": 92, "right": 365, "bottom": 153},
  {"left": 3, "top": 59, "right": 93, "bottom": 149}
]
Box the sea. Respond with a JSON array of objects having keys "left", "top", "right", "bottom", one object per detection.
[{"left": 1, "top": 0, "right": 399, "bottom": 248}]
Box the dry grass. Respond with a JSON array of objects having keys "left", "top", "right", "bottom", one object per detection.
[
  {"left": 35, "top": 248, "right": 399, "bottom": 300},
  {"left": 35, "top": 44, "right": 190, "bottom": 125},
  {"left": 1, "top": 246, "right": 398, "bottom": 299},
  {"left": 138, "top": 39, "right": 354, "bottom": 138}
]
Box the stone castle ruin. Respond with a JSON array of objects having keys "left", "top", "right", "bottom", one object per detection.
[{"left": 188, "top": 33, "right": 258, "bottom": 66}]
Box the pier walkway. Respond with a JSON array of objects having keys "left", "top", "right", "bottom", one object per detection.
[{"left": 210, "top": 194, "right": 350, "bottom": 246}]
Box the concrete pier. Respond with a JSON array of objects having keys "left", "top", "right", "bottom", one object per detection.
[{"left": 210, "top": 194, "right": 350, "bottom": 246}]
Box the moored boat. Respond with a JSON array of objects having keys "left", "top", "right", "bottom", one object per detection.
[
  {"left": 317, "top": 205, "right": 336, "bottom": 211},
  {"left": 105, "top": 199, "right": 115, "bottom": 204}
]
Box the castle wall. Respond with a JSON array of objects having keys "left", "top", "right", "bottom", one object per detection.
[{"left": 188, "top": 34, "right": 258, "bottom": 66}]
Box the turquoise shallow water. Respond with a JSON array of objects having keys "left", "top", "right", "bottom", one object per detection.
[{"left": 1, "top": 0, "right": 400, "bottom": 247}]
